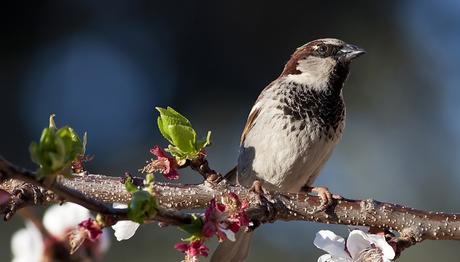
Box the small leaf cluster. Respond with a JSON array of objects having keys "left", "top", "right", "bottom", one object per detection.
[
  {"left": 124, "top": 175, "right": 158, "bottom": 223},
  {"left": 29, "top": 115, "right": 86, "bottom": 179},
  {"left": 179, "top": 214, "right": 205, "bottom": 242},
  {"left": 156, "top": 107, "right": 211, "bottom": 165}
]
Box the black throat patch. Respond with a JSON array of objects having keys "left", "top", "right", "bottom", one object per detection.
[{"left": 275, "top": 70, "right": 347, "bottom": 134}]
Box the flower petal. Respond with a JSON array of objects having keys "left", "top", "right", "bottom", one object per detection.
[
  {"left": 220, "top": 227, "right": 236, "bottom": 242},
  {"left": 318, "top": 254, "right": 332, "bottom": 262},
  {"left": 163, "top": 167, "right": 180, "bottom": 180},
  {"left": 314, "top": 230, "right": 350, "bottom": 259},
  {"left": 366, "top": 234, "right": 395, "bottom": 260},
  {"left": 112, "top": 221, "right": 140, "bottom": 241},
  {"left": 78, "top": 218, "right": 103, "bottom": 241},
  {"left": 0, "top": 189, "right": 10, "bottom": 205},
  {"left": 346, "top": 230, "right": 373, "bottom": 259},
  {"left": 174, "top": 242, "right": 189, "bottom": 252},
  {"left": 112, "top": 203, "right": 140, "bottom": 241},
  {"left": 98, "top": 229, "right": 111, "bottom": 254},
  {"left": 11, "top": 222, "right": 44, "bottom": 262},
  {"left": 150, "top": 146, "right": 166, "bottom": 158},
  {"left": 43, "top": 203, "right": 91, "bottom": 239},
  {"left": 318, "top": 254, "right": 352, "bottom": 262}
]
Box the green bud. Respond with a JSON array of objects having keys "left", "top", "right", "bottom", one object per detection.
[
  {"left": 179, "top": 214, "right": 204, "bottom": 241},
  {"left": 29, "top": 115, "right": 85, "bottom": 179},
  {"left": 127, "top": 190, "right": 158, "bottom": 224}
]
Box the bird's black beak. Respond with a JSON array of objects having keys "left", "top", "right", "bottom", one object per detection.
[{"left": 337, "top": 44, "right": 366, "bottom": 63}]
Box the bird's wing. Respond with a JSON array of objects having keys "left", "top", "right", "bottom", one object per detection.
[
  {"left": 240, "top": 81, "right": 277, "bottom": 145},
  {"left": 240, "top": 105, "right": 261, "bottom": 145}
]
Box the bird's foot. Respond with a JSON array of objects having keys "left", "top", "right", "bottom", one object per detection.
[
  {"left": 247, "top": 180, "right": 275, "bottom": 230},
  {"left": 301, "top": 185, "right": 342, "bottom": 213},
  {"left": 249, "top": 180, "right": 268, "bottom": 195}
]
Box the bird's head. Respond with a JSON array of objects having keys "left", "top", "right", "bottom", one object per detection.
[{"left": 281, "top": 38, "right": 365, "bottom": 91}]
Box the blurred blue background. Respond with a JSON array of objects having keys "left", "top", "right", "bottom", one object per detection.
[{"left": 1, "top": 0, "right": 460, "bottom": 261}]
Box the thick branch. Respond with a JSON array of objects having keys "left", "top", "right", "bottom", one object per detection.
[
  {"left": 0, "top": 157, "right": 190, "bottom": 226},
  {"left": 1, "top": 156, "right": 459, "bottom": 245}
]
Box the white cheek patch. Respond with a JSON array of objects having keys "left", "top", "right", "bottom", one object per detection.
[{"left": 285, "top": 56, "right": 336, "bottom": 91}]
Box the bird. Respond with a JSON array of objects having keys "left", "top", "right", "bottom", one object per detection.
[{"left": 211, "top": 38, "right": 365, "bottom": 262}]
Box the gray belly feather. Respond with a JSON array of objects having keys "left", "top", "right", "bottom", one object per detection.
[{"left": 237, "top": 82, "right": 345, "bottom": 192}]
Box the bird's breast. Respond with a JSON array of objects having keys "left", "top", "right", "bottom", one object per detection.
[{"left": 237, "top": 83, "right": 345, "bottom": 192}]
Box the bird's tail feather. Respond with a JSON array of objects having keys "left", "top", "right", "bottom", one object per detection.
[
  {"left": 211, "top": 231, "right": 252, "bottom": 262},
  {"left": 224, "top": 166, "right": 237, "bottom": 184}
]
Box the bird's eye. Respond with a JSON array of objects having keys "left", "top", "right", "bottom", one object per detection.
[{"left": 317, "top": 44, "right": 328, "bottom": 54}]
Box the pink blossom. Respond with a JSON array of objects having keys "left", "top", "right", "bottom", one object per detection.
[
  {"left": 224, "top": 192, "right": 250, "bottom": 228},
  {"left": 202, "top": 199, "right": 227, "bottom": 241},
  {"left": 67, "top": 218, "right": 103, "bottom": 254},
  {"left": 175, "top": 240, "right": 209, "bottom": 262},
  {"left": 0, "top": 190, "right": 10, "bottom": 206},
  {"left": 149, "top": 146, "right": 179, "bottom": 180},
  {"left": 78, "top": 218, "right": 102, "bottom": 241},
  {"left": 202, "top": 193, "right": 249, "bottom": 242}
]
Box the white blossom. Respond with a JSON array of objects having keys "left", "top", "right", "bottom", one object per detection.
[
  {"left": 11, "top": 203, "right": 110, "bottom": 262},
  {"left": 111, "top": 203, "right": 140, "bottom": 241},
  {"left": 43, "top": 202, "right": 91, "bottom": 239},
  {"left": 11, "top": 222, "right": 43, "bottom": 262},
  {"left": 314, "top": 230, "right": 395, "bottom": 262}
]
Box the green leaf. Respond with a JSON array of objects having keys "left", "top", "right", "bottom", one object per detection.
[
  {"left": 165, "top": 145, "right": 189, "bottom": 165},
  {"left": 57, "top": 127, "right": 83, "bottom": 157},
  {"left": 124, "top": 177, "right": 138, "bottom": 193},
  {"left": 165, "top": 145, "right": 186, "bottom": 158},
  {"left": 144, "top": 173, "right": 155, "bottom": 186},
  {"left": 156, "top": 107, "right": 192, "bottom": 127},
  {"left": 182, "top": 234, "right": 203, "bottom": 242},
  {"left": 167, "top": 124, "right": 197, "bottom": 154},
  {"left": 157, "top": 116, "right": 172, "bottom": 144},
  {"left": 143, "top": 174, "right": 155, "bottom": 194},
  {"left": 156, "top": 106, "right": 213, "bottom": 162},
  {"left": 127, "top": 190, "right": 158, "bottom": 224},
  {"left": 156, "top": 107, "right": 195, "bottom": 147},
  {"left": 82, "top": 132, "right": 87, "bottom": 155},
  {"left": 196, "top": 131, "right": 212, "bottom": 151},
  {"left": 179, "top": 214, "right": 203, "bottom": 238}
]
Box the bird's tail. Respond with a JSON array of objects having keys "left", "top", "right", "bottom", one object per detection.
[
  {"left": 224, "top": 166, "right": 237, "bottom": 183},
  {"left": 211, "top": 231, "right": 253, "bottom": 262}
]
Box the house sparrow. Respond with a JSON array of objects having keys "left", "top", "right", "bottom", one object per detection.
[{"left": 211, "top": 38, "right": 365, "bottom": 262}]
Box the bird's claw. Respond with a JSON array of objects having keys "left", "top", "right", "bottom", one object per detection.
[
  {"left": 302, "top": 186, "right": 342, "bottom": 213},
  {"left": 249, "top": 180, "right": 267, "bottom": 195},
  {"left": 248, "top": 180, "right": 276, "bottom": 226}
]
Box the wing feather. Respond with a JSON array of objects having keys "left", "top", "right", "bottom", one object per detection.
[{"left": 240, "top": 106, "right": 260, "bottom": 145}]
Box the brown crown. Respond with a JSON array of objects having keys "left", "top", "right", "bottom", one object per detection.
[{"left": 280, "top": 39, "right": 344, "bottom": 76}]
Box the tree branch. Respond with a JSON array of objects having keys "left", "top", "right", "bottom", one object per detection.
[{"left": 1, "top": 156, "right": 459, "bottom": 251}]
